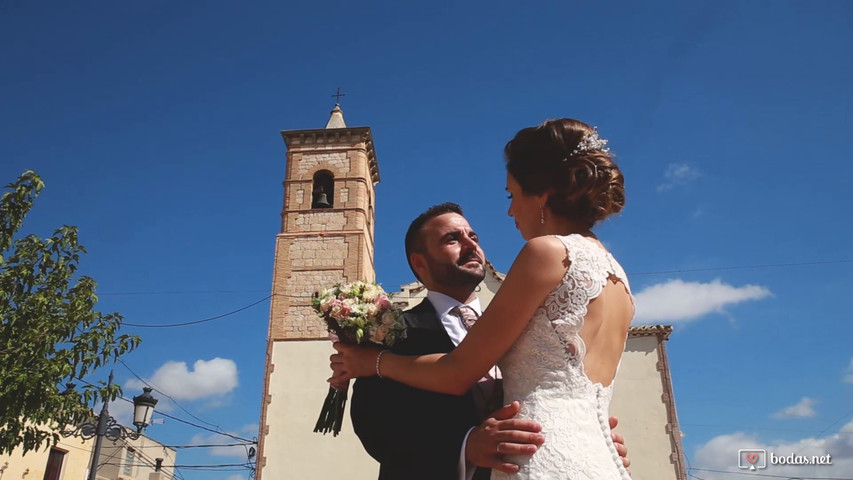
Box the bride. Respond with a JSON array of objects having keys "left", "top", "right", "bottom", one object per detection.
[{"left": 332, "top": 118, "right": 633, "bottom": 479}]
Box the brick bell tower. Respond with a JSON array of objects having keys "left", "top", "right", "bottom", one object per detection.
[{"left": 256, "top": 103, "right": 381, "bottom": 479}]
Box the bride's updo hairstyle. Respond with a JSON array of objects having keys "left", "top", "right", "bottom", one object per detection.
[{"left": 504, "top": 118, "right": 625, "bottom": 229}]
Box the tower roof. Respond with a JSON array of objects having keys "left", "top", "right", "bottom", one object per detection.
[{"left": 325, "top": 103, "right": 346, "bottom": 129}]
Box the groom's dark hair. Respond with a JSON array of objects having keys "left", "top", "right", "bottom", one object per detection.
[{"left": 404, "top": 202, "right": 465, "bottom": 281}]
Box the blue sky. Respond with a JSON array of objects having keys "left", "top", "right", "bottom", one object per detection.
[{"left": 2, "top": 1, "right": 852, "bottom": 479}]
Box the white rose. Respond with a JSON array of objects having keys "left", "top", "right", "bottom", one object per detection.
[
  {"left": 338, "top": 284, "right": 355, "bottom": 296},
  {"left": 319, "top": 296, "right": 336, "bottom": 313},
  {"left": 362, "top": 284, "right": 381, "bottom": 302}
]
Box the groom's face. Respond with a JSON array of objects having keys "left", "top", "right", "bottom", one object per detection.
[{"left": 414, "top": 213, "right": 486, "bottom": 291}]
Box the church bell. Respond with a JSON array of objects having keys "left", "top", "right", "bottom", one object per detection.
[{"left": 312, "top": 189, "right": 332, "bottom": 209}]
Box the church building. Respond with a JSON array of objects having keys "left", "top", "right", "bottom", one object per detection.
[{"left": 255, "top": 104, "right": 687, "bottom": 480}]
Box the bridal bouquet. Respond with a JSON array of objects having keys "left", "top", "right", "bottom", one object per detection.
[{"left": 311, "top": 281, "right": 406, "bottom": 436}]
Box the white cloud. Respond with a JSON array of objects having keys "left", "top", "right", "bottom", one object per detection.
[
  {"left": 190, "top": 424, "right": 258, "bottom": 459},
  {"left": 657, "top": 163, "right": 700, "bottom": 192},
  {"left": 692, "top": 422, "right": 853, "bottom": 479},
  {"left": 772, "top": 397, "right": 818, "bottom": 419},
  {"left": 98, "top": 397, "right": 135, "bottom": 427},
  {"left": 126, "top": 358, "right": 239, "bottom": 401},
  {"left": 633, "top": 278, "right": 771, "bottom": 324},
  {"left": 844, "top": 358, "right": 853, "bottom": 383}
]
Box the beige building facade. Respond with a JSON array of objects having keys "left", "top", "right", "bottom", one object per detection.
[
  {"left": 610, "top": 325, "right": 688, "bottom": 480},
  {"left": 256, "top": 105, "right": 686, "bottom": 480},
  {"left": 0, "top": 436, "right": 94, "bottom": 480},
  {"left": 94, "top": 433, "right": 177, "bottom": 480},
  {"left": 0, "top": 429, "right": 175, "bottom": 480}
]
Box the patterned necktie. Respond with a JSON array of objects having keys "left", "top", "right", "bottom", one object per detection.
[
  {"left": 451, "top": 304, "right": 479, "bottom": 330},
  {"left": 450, "top": 305, "right": 503, "bottom": 419}
]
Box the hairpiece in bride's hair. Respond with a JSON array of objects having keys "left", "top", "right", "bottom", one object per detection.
[{"left": 563, "top": 127, "right": 610, "bottom": 161}]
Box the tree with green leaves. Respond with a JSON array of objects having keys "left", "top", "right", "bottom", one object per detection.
[{"left": 0, "top": 170, "right": 140, "bottom": 455}]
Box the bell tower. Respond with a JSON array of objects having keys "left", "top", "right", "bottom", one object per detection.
[{"left": 256, "top": 104, "right": 380, "bottom": 479}]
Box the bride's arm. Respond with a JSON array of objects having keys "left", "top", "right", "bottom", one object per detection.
[{"left": 332, "top": 236, "right": 569, "bottom": 395}]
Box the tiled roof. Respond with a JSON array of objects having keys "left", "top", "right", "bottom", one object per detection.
[{"left": 628, "top": 324, "right": 673, "bottom": 339}]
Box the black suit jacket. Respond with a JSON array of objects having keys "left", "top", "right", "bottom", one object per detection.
[{"left": 351, "top": 299, "right": 490, "bottom": 480}]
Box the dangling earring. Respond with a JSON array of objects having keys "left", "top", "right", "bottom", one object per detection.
[{"left": 540, "top": 206, "right": 545, "bottom": 225}]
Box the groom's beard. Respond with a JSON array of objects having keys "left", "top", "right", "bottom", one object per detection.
[{"left": 424, "top": 251, "right": 485, "bottom": 290}]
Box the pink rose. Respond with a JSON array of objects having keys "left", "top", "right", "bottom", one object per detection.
[{"left": 374, "top": 295, "right": 392, "bottom": 310}]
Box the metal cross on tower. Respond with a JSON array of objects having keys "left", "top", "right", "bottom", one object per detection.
[{"left": 331, "top": 87, "right": 346, "bottom": 104}]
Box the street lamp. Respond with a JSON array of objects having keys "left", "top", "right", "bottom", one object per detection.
[
  {"left": 132, "top": 387, "right": 158, "bottom": 433},
  {"left": 61, "top": 371, "right": 158, "bottom": 480}
]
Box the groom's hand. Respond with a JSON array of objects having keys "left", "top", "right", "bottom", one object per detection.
[
  {"left": 466, "top": 401, "right": 544, "bottom": 474},
  {"left": 609, "top": 416, "right": 631, "bottom": 474}
]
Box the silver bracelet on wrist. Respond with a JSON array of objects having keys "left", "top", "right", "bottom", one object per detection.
[{"left": 376, "top": 350, "right": 388, "bottom": 378}]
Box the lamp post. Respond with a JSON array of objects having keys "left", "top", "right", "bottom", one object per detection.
[{"left": 61, "top": 371, "right": 158, "bottom": 480}]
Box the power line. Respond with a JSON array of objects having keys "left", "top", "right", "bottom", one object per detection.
[
  {"left": 688, "top": 467, "right": 852, "bottom": 479},
  {"left": 100, "top": 289, "right": 270, "bottom": 296},
  {"left": 62, "top": 377, "right": 212, "bottom": 480},
  {"left": 73, "top": 375, "right": 255, "bottom": 445},
  {"left": 630, "top": 259, "right": 853, "bottom": 276},
  {"left": 96, "top": 448, "right": 122, "bottom": 470},
  {"left": 171, "top": 443, "right": 254, "bottom": 449},
  {"left": 130, "top": 441, "right": 183, "bottom": 480},
  {"left": 123, "top": 442, "right": 253, "bottom": 449},
  {"left": 111, "top": 394, "right": 255, "bottom": 443},
  {"left": 118, "top": 360, "right": 222, "bottom": 431},
  {"left": 93, "top": 259, "right": 853, "bottom": 296},
  {"left": 106, "top": 376, "right": 255, "bottom": 478},
  {"left": 681, "top": 423, "right": 847, "bottom": 434},
  {"left": 791, "top": 409, "right": 853, "bottom": 458},
  {"left": 104, "top": 461, "right": 253, "bottom": 471},
  {"left": 103, "top": 394, "right": 184, "bottom": 480},
  {"left": 65, "top": 439, "right": 181, "bottom": 480},
  {"left": 123, "top": 295, "right": 271, "bottom": 328},
  {"left": 155, "top": 410, "right": 255, "bottom": 444},
  {"left": 106, "top": 462, "right": 251, "bottom": 470},
  {"left": 107, "top": 463, "right": 249, "bottom": 468},
  {"left": 174, "top": 463, "right": 252, "bottom": 469},
  {"left": 103, "top": 445, "right": 181, "bottom": 480}
]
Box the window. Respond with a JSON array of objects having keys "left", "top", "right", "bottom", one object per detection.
[
  {"left": 124, "top": 447, "right": 135, "bottom": 476},
  {"left": 311, "top": 171, "right": 334, "bottom": 209},
  {"left": 43, "top": 448, "right": 65, "bottom": 480}
]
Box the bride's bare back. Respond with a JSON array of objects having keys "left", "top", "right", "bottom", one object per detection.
[{"left": 580, "top": 276, "right": 634, "bottom": 387}]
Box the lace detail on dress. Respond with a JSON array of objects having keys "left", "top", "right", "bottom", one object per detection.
[
  {"left": 545, "top": 234, "right": 631, "bottom": 371},
  {"left": 493, "top": 234, "right": 632, "bottom": 480}
]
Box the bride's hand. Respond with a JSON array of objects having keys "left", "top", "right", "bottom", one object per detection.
[{"left": 328, "top": 342, "right": 382, "bottom": 383}]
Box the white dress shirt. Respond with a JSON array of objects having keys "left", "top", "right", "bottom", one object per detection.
[
  {"left": 425, "top": 291, "right": 487, "bottom": 480},
  {"left": 427, "top": 290, "right": 483, "bottom": 346}
]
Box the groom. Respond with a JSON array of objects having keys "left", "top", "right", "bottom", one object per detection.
[{"left": 347, "top": 203, "right": 628, "bottom": 480}]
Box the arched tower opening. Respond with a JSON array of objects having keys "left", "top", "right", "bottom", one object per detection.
[{"left": 311, "top": 170, "right": 334, "bottom": 209}]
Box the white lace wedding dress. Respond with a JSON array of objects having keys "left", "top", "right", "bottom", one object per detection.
[{"left": 493, "top": 234, "right": 633, "bottom": 480}]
